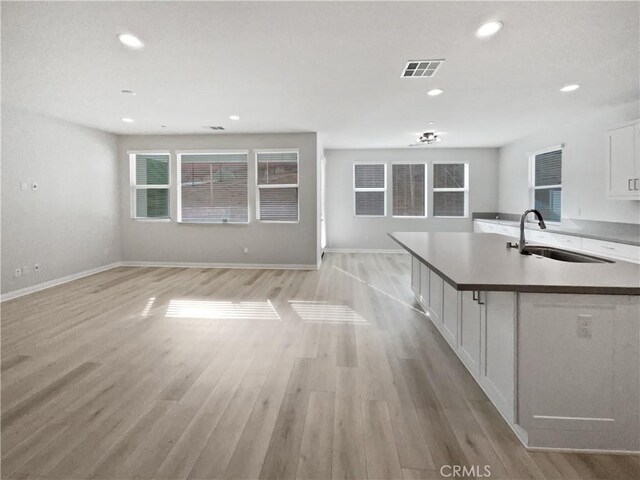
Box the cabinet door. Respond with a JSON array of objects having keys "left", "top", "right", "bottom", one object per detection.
[
  {"left": 428, "top": 270, "right": 443, "bottom": 324},
  {"left": 441, "top": 282, "right": 459, "bottom": 347},
  {"left": 607, "top": 125, "right": 637, "bottom": 197},
  {"left": 480, "top": 292, "right": 516, "bottom": 422},
  {"left": 411, "top": 256, "right": 420, "bottom": 297},
  {"left": 459, "top": 291, "right": 482, "bottom": 379},
  {"left": 419, "top": 263, "right": 430, "bottom": 310}
]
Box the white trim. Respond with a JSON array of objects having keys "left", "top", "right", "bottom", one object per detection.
[
  {"left": 529, "top": 146, "right": 563, "bottom": 221},
  {"left": 120, "top": 261, "right": 318, "bottom": 270},
  {"left": 432, "top": 162, "right": 469, "bottom": 218},
  {"left": 324, "top": 248, "right": 407, "bottom": 254},
  {"left": 129, "top": 152, "right": 171, "bottom": 220},
  {"left": 353, "top": 163, "right": 387, "bottom": 217},
  {"left": 175, "top": 149, "right": 249, "bottom": 155},
  {"left": 527, "top": 144, "right": 564, "bottom": 158},
  {"left": 255, "top": 150, "right": 300, "bottom": 223},
  {"left": 391, "top": 162, "right": 428, "bottom": 218},
  {"left": 1, "top": 262, "right": 122, "bottom": 302},
  {"left": 524, "top": 445, "right": 640, "bottom": 455},
  {"left": 177, "top": 150, "right": 250, "bottom": 224}
]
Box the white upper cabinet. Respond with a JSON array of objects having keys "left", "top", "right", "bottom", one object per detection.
[{"left": 606, "top": 122, "right": 640, "bottom": 199}]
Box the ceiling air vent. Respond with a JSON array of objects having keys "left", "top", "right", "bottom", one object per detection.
[
  {"left": 207, "top": 126, "right": 225, "bottom": 131},
  {"left": 401, "top": 59, "right": 444, "bottom": 78}
]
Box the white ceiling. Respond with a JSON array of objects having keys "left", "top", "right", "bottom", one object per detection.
[{"left": 2, "top": 1, "right": 638, "bottom": 148}]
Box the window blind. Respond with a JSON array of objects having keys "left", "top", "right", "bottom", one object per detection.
[
  {"left": 433, "top": 163, "right": 465, "bottom": 189},
  {"left": 257, "top": 151, "right": 299, "bottom": 222},
  {"left": 354, "top": 164, "right": 385, "bottom": 189},
  {"left": 179, "top": 153, "right": 248, "bottom": 223},
  {"left": 534, "top": 150, "right": 562, "bottom": 187},
  {"left": 392, "top": 164, "right": 426, "bottom": 217},
  {"left": 433, "top": 163, "right": 468, "bottom": 217},
  {"left": 132, "top": 153, "right": 170, "bottom": 219},
  {"left": 533, "top": 149, "right": 562, "bottom": 221},
  {"left": 354, "top": 164, "right": 386, "bottom": 216}
]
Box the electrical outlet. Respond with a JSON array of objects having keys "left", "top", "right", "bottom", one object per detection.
[
  {"left": 15, "top": 268, "right": 22, "bottom": 278},
  {"left": 34, "top": 264, "right": 40, "bottom": 272},
  {"left": 577, "top": 314, "right": 592, "bottom": 338},
  {"left": 20, "top": 182, "right": 28, "bottom": 191},
  {"left": 243, "top": 247, "right": 249, "bottom": 254}
]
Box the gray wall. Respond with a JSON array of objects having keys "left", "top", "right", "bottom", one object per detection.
[
  {"left": 118, "top": 132, "right": 319, "bottom": 266},
  {"left": 1, "top": 106, "right": 121, "bottom": 294},
  {"left": 325, "top": 148, "right": 499, "bottom": 250},
  {"left": 498, "top": 100, "right": 640, "bottom": 224}
]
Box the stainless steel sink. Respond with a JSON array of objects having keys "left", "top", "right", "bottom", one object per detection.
[{"left": 523, "top": 246, "right": 614, "bottom": 263}]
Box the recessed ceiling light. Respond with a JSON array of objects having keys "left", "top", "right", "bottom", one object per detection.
[
  {"left": 117, "top": 33, "right": 144, "bottom": 49},
  {"left": 427, "top": 88, "right": 444, "bottom": 96},
  {"left": 476, "top": 21, "right": 503, "bottom": 38},
  {"left": 121, "top": 117, "right": 134, "bottom": 123},
  {"left": 121, "top": 89, "right": 136, "bottom": 95},
  {"left": 229, "top": 115, "right": 240, "bottom": 121},
  {"left": 560, "top": 84, "right": 580, "bottom": 92}
]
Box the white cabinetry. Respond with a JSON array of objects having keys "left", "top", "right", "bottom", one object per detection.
[
  {"left": 606, "top": 122, "right": 640, "bottom": 199},
  {"left": 458, "top": 291, "right": 483, "bottom": 379},
  {"left": 473, "top": 220, "right": 639, "bottom": 264},
  {"left": 410, "top": 258, "right": 516, "bottom": 425},
  {"left": 411, "top": 256, "right": 420, "bottom": 296}
]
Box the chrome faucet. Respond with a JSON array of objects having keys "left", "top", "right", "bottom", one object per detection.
[{"left": 507, "top": 209, "right": 547, "bottom": 254}]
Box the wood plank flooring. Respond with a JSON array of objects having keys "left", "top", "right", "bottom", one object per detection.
[{"left": 1, "top": 253, "right": 638, "bottom": 480}]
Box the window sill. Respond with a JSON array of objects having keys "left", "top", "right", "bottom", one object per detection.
[
  {"left": 131, "top": 217, "right": 171, "bottom": 222},
  {"left": 392, "top": 216, "right": 428, "bottom": 219},
  {"left": 177, "top": 220, "right": 250, "bottom": 225},
  {"left": 259, "top": 220, "right": 300, "bottom": 224},
  {"left": 432, "top": 215, "right": 469, "bottom": 219}
]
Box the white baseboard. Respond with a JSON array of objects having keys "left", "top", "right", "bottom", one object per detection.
[
  {"left": 120, "top": 261, "right": 319, "bottom": 270},
  {"left": 1, "top": 262, "right": 123, "bottom": 302},
  {"left": 323, "top": 248, "right": 407, "bottom": 254}
]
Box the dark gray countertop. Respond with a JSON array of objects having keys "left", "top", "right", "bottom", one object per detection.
[
  {"left": 472, "top": 217, "right": 640, "bottom": 246},
  {"left": 390, "top": 232, "right": 640, "bottom": 295}
]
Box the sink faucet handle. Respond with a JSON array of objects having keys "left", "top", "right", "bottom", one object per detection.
[{"left": 506, "top": 241, "right": 519, "bottom": 249}]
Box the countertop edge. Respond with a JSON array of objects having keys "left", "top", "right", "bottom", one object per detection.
[{"left": 388, "top": 232, "right": 640, "bottom": 296}]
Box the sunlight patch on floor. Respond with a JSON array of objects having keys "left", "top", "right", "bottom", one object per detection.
[
  {"left": 166, "top": 299, "right": 281, "bottom": 320},
  {"left": 289, "top": 300, "right": 368, "bottom": 324}
]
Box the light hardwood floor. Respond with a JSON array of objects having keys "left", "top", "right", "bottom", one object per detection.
[{"left": 1, "top": 253, "right": 638, "bottom": 480}]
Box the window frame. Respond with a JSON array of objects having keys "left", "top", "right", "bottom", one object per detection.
[
  {"left": 529, "top": 145, "right": 563, "bottom": 224},
  {"left": 353, "top": 162, "right": 387, "bottom": 217},
  {"left": 432, "top": 161, "right": 469, "bottom": 218},
  {"left": 255, "top": 149, "right": 300, "bottom": 224},
  {"left": 391, "top": 161, "right": 428, "bottom": 218},
  {"left": 128, "top": 151, "right": 172, "bottom": 222},
  {"left": 176, "top": 149, "right": 250, "bottom": 225}
]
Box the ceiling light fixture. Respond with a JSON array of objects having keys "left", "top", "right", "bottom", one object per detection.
[
  {"left": 121, "top": 117, "right": 134, "bottom": 123},
  {"left": 117, "top": 33, "right": 144, "bottom": 49},
  {"left": 229, "top": 115, "right": 240, "bottom": 120},
  {"left": 417, "top": 132, "right": 442, "bottom": 144},
  {"left": 427, "top": 88, "right": 444, "bottom": 96},
  {"left": 476, "top": 21, "right": 503, "bottom": 38},
  {"left": 560, "top": 84, "right": 580, "bottom": 92}
]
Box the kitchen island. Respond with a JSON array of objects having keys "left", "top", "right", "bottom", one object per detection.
[{"left": 390, "top": 231, "right": 640, "bottom": 453}]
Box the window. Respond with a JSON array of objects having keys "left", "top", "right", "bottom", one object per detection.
[
  {"left": 130, "top": 153, "right": 170, "bottom": 219},
  {"left": 531, "top": 147, "right": 562, "bottom": 222},
  {"left": 392, "top": 164, "right": 426, "bottom": 217},
  {"left": 433, "top": 163, "right": 468, "bottom": 217},
  {"left": 256, "top": 151, "right": 299, "bottom": 222},
  {"left": 177, "top": 152, "right": 248, "bottom": 223},
  {"left": 354, "top": 164, "right": 386, "bottom": 216}
]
